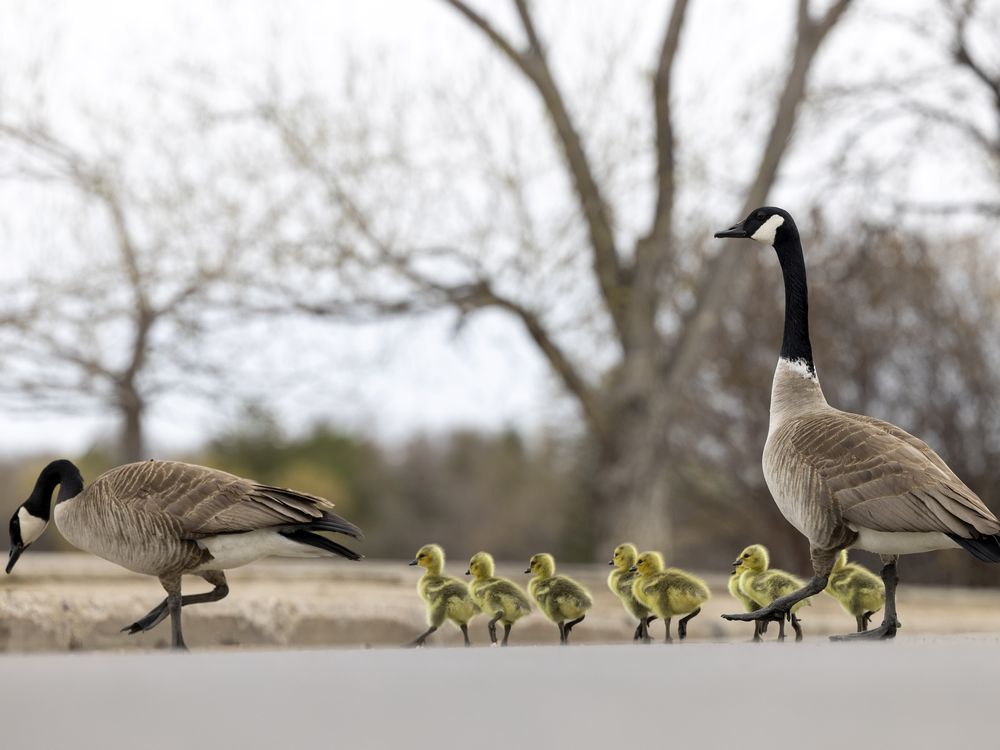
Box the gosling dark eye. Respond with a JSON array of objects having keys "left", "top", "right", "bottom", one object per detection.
[{"left": 743, "top": 553, "right": 750, "bottom": 558}]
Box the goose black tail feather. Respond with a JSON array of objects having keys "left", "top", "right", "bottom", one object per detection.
[
  {"left": 948, "top": 534, "right": 1000, "bottom": 563},
  {"left": 281, "top": 530, "right": 362, "bottom": 561},
  {"left": 307, "top": 513, "right": 364, "bottom": 539}
]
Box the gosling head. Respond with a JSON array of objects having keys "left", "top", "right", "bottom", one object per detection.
[
  {"left": 632, "top": 551, "right": 665, "bottom": 576},
  {"left": 733, "top": 544, "right": 769, "bottom": 573},
  {"left": 714, "top": 206, "right": 798, "bottom": 248},
  {"left": 525, "top": 553, "right": 555, "bottom": 577},
  {"left": 832, "top": 549, "right": 848, "bottom": 573},
  {"left": 410, "top": 543, "right": 445, "bottom": 573},
  {"left": 610, "top": 542, "right": 639, "bottom": 571},
  {"left": 467, "top": 551, "right": 495, "bottom": 579}
]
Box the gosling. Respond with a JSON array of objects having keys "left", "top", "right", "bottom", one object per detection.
[
  {"left": 466, "top": 551, "right": 532, "bottom": 646},
  {"left": 608, "top": 542, "right": 656, "bottom": 641},
  {"left": 733, "top": 544, "right": 808, "bottom": 641},
  {"left": 408, "top": 544, "right": 479, "bottom": 647},
  {"left": 525, "top": 553, "right": 592, "bottom": 645},
  {"left": 631, "top": 551, "right": 710, "bottom": 643},
  {"left": 825, "top": 550, "right": 886, "bottom": 632},
  {"left": 728, "top": 566, "right": 768, "bottom": 642}
]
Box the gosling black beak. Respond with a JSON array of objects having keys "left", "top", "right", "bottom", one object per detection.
[
  {"left": 714, "top": 222, "right": 748, "bottom": 239},
  {"left": 465, "top": 569, "right": 470, "bottom": 575},
  {"left": 607, "top": 560, "right": 615, "bottom": 566},
  {"left": 628, "top": 565, "right": 637, "bottom": 572},
  {"left": 730, "top": 567, "right": 737, "bottom": 575},
  {"left": 408, "top": 559, "right": 418, "bottom": 566},
  {"left": 523, "top": 568, "right": 531, "bottom": 574},
  {"left": 6, "top": 544, "right": 24, "bottom": 574},
  {"left": 731, "top": 560, "right": 742, "bottom": 568}
]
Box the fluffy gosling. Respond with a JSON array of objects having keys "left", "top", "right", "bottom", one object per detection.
[
  {"left": 728, "top": 566, "right": 768, "bottom": 642},
  {"left": 408, "top": 543, "right": 479, "bottom": 647},
  {"left": 825, "top": 550, "right": 886, "bottom": 632},
  {"left": 631, "top": 551, "right": 710, "bottom": 643},
  {"left": 466, "top": 551, "right": 532, "bottom": 646},
  {"left": 608, "top": 542, "right": 656, "bottom": 641},
  {"left": 733, "top": 544, "right": 808, "bottom": 641},
  {"left": 525, "top": 553, "right": 592, "bottom": 645}
]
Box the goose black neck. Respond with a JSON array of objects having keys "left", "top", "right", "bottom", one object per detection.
[
  {"left": 773, "top": 228, "right": 815, "bottom": 375},
  {"left": 26, "top": 460, "right": 84, "bottom": 519}
]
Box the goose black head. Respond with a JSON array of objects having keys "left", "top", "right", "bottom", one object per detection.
[
  {"left": 7, "top": 459, "right": 83, "bottom": 574},
  {"left": 7, "top": 502, "right": 49, "bottom": 574},
  {"left": 714, "top": 206, "right": 797, "bottom": 247}
]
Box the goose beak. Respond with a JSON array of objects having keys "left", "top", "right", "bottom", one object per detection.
[
  {"left": 465, "top": 569, "right": 470, "bottom": 575},
  {"left": 714, "top": 222, "right": 748, "bottom": 239},
  {"left": 6, "top": 544, "right": 24, "bottom": 574},
  {"left": 731, "top": 560, "right": 742, "bottom": 568},
  {"left": 629, "top": 565, "right": 637, "bottom": 572},
  {"left": 408, "top": 559, "right": 418, "bottom": 566},
  {"left": 607, "top": 560, "right": 615, "bottom": 566},
  {"left": 523, "top": 568, "right": 531, "bottom": 574}
]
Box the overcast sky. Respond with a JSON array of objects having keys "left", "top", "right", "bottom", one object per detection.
[{"left": 0, "top": 0, "right": 992, "bottom": 458}]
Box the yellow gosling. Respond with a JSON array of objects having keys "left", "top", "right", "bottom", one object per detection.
[
  {"left": 733, "top": 544, "right": 809, "bottom": 641},
  {"left": 466, "top": 551, "right": 532, "bottom": 646},
  {"left": 408, "top": 544, "right": 479, "bottom": 647},
  {"left": 608, "top": 543, "right": 655, "bottom": 641},
  {"left": 631, "top": 551, "right": 710, "bottom": 643},
  {"left": 825, "top": 550, "right": 886, "bottom": 632},
  {"left": 525, "top": 553, "right": 592, "bottom": 645},
  {"left": 728, "top": 562, "right": 768, "bottom": 641}
]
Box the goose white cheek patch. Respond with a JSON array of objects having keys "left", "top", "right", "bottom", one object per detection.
[
  {"left": 751, "top": 214, "right": 785, "bottom": 245},
  {"left": 17, "top": 507, "right": 48, "bottom": 544}
]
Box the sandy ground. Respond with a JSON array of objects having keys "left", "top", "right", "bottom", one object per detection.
[
  {"left": 4, "top": 553, "right": 1000, "bottom": 651},
  {"left": 3, "top": 638, "right": 999, "bottom": 749}
]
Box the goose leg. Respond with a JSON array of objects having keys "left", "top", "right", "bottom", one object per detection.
[
  {"left": 460, "top": 623, "right": 471, "bottom": 647},
  {"left": 158, "top": 575, "right": 187, "bottom": 651},
  {"left": 123, "top": 571, "right": 229, "bottom": 635},
  {"left": 558, "top": 622, "right": 567, "bottom": 645},
  {"left": 856, "top": 614, "right": 865, "bottom": 633},
  {"left": 663, "top": 617, "right": 673, "bottom": 643},
  {"left": 501, "top": 623, "right": 512, "bottom": 646},
  {"left": 791, "top": 613, "right": 803, "bottom": 641},
  {"left": 487, "top": 612, "right": 503, "bottom": 645},
  {"left": 407, "top": 625, "right": 438, "bottom": 647},
  {"left": 722, "top": 574, "right": 828, "bottom": 627},
  {"left": 777, "top": 615, "right": 786, "bottom": 641},
  {"left": 752, "top": 621, "right": 763, "bottom": 642},
  {"left": 563, "top": 615, "right": 585, "bottom": 644},
  {"left": 677, "top": 608, "right": 701, "bottom": 640},
  {"left": 830, "top": 559, "right": 899, "bottom": 641}
]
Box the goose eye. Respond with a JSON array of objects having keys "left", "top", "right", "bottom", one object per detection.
[{"left": 743, "top": 553, "right": 750, "bottom": 558}]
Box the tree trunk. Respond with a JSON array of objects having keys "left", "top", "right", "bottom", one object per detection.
[{"left": 118, "top": 391, "right": 145, "bottom": 464}]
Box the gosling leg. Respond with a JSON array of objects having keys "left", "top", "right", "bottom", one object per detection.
[
  {"left": 408, "top": 625, "right": 438, "bottom": 647},
  {"left": 663, "top": 617, "right": 673, "bottom": 643},
  {"left": 677, "top": 608, "right": 701, "bottom": 641},
  {"left": 791, "top": 612, "right": 803, "bottom": 641},
  {"left": 558, "top": 622, "right": 567, "bottom": 645},
  {"left": 563, "top": 615, "right": 585, "bottom": 644},
  {"left": 830, "top": 559, "right": 899, "bottom": 641},
  {"left": 460, "top": 623, "right": 471, "bottom": 647},
  {"left": 501, "top": 623, "right": 512, "bottom": 646},
  {"left": 777, "top": 615, "right": 787, "bottom": 641},
  {"left": 123, "top": 571, "right": 229, "bottom": 635},
  {"left": 487, "top": 612, "right": 503, "bottom": 645},
  {"left": 860, "top": 611, "right": 874, "bottom": 631}
]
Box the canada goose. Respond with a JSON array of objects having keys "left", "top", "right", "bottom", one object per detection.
[
  {"left": 409, "top": 544, "right": 479, "bottom": 647},
  {"left": 608, "top": 543, "right": 656, "bottom": 641},
  {"left": 733, "top": 544, "right": 807, "bottom": 641},
  {"left": 727, "top": 565, "right": 767, "bottom": 642},
  {"left": 715, "top": 207, "right": 1000, "bottom": 639},
  {"left": 630, "top": 551, "right": 710, "bottom": 643},
  {"left": 465, "top": 551, "right": 532, "bottom": 646},
  {"left": 6, "top": 459, "right": 362, "bottom": 649},
  {"left": 525, "top": 553, "right": 592, "bottom": 645},
  {"left": 825, "top": 550, "right": 886, "bottom": 632}
]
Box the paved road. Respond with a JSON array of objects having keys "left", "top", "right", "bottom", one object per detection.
[{"left": 2, "top": 637, "right": 997, "bottom": 749}]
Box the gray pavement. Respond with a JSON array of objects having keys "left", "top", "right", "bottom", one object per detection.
[{"left": 2, "top": 637, "right": 998, "bottom": 749}]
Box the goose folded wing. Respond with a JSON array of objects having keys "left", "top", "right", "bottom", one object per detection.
[
  {"left": 790, "top": 414, "right": 1000, "bottom": 539},
  {"left": 112, "top": 462, "right": 361, "bottom": 538}
]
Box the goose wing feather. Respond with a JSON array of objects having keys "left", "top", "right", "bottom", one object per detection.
[
  {"left": 93, "top": 461, "right": 360, "bottom": 538},
  {"left": 781, "top": 412, "right": 999, "bottom": 538}
]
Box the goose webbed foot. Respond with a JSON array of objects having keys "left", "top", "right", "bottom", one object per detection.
[
  {"left": 830, "top": 619, "right": 897, "bottom": 641},
  {"left": 406, "top": 625, "right": 438, "bottom": 648},
  {"left": 677, "top": 608, "right": 701, "bottom": 640},
  {"left": 722, "top": 574, "right": 827, "bottom": 627},
  {"left": 122, "top": 602, "right": 169, "bottom": 634}
]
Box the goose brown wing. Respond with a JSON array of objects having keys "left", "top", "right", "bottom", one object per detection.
[
  {"left": 783, "top": 412, "right": 999, "bottom": 538},
  {"left": 94, "top": 461, "right": 361, "bottom": 539}
]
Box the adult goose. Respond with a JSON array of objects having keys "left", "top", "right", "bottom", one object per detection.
[
  {"left": 7, "top": 459, "right": 363, "bottom": 649},
  {"left": 714, "top": 207, "right": 1000, "bottom": 639}
]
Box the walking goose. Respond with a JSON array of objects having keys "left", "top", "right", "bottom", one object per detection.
[
  {"left": 714, "top": 207, "right": 1000, "bottom": 639},
  {"left": 6, "top": 459, "right": 362, "bottom": 649}
]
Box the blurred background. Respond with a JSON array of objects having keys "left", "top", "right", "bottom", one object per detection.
[{"left": 1, "top": 0, "right": 998, "bottom": 586}]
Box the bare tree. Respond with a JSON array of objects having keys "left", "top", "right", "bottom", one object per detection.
[
  {"left": 0, "top": 114, "right": 272, "bottom": 463},
  {"left": 249, "top": 0, "right": 854, "bottom": 554}
]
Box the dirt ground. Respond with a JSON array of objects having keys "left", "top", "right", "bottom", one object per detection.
[{"left": 3, "top": 552, "right": 1000, "bottom": 651}]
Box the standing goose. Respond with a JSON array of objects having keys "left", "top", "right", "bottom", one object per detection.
[
  {"left": 714, "top": 207, "right": 1000, "bottom": 639},
  {"left": 608, "top": 542, "right": 656, "bottom": 641},
  {"left": 6, "top": 459, "right": 362, "bottom": 649}
]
